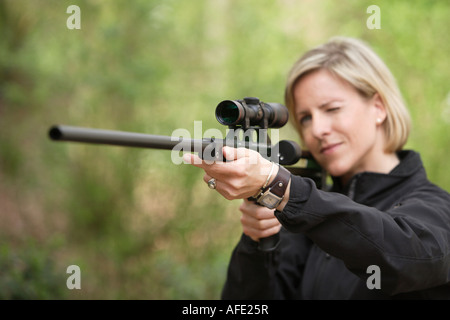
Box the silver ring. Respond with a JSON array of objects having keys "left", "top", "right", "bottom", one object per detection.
[{"left": 207, "top": 178, "right": 217, "bottom": 190}]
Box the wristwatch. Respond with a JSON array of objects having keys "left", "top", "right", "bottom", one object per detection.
[{"left": 256, "top": 165, "right": 291, "bottom": 209}]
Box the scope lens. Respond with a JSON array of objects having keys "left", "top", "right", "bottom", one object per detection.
[{"left": 216, "top": 101, "right": 243, "bottom": 125}]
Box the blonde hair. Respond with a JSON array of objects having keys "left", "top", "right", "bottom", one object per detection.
[{"left": 285, "top": 36, "right": 411, "bottom": 152}]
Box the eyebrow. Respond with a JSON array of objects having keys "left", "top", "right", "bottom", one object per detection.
[{"left": 296, "top": 99, "right": 344, "bottom": 116}]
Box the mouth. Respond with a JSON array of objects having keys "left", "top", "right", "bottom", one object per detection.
[{"left": 320, "top": 142, "right": 342, "bottom": 155}]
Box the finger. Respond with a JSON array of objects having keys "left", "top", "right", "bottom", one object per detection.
[
  {"left": 183, "top": 153, "right": 222, "bottom": 170},
  {"left": 240, "top": 213, "right": 280, "bottom": 231},
  {"left": 222, "top": 146, "right": 251, "bottom": 161},
  {"left": 203, "top": 173, "right": 212, "bottom": 183},
  {"left": 243, "top": 224, "right": 282, "bottom": 242},
  {"left": 183, "top": 153, "right": 203, "bottom": 166},
  {"left": 239, "top": 201, "right": 277, "bottom": 220}
]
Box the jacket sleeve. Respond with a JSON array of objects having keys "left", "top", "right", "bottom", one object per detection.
[
  {"left": 221, "top": 228, "right": 312, "bottom": 300},
  {"left": 275, "top": 175, "right": 450, "bottom": 295}
]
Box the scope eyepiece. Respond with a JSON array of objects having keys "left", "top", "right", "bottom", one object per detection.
[{"left": 215, "top": 97, "right": 288, "bottom": 129}]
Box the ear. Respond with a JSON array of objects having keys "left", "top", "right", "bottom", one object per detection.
[{"left": 372, "top": 93, "right": 387, "bottom": 125}]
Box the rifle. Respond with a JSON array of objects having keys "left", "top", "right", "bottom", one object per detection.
[{"left": 48, "top": 97, "right": 325, "bottom": 251}]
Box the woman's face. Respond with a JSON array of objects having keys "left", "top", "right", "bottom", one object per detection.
[{"left": 293, "top": 69, "right": 386, "bottom": 183}]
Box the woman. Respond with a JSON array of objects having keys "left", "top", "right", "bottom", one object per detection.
[{"left": 183, "top": 37, "right": 450, "bottom": 299}]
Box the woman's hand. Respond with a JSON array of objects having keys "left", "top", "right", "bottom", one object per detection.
[
  {"left": 183, "top": 146, "right": 278, "bottom": 200},
  {"left": 239, "top": 199, "right": 281, "bottom": 241},
  {"left": 183, "top": 146, "right": 287, "bottom": 242}
]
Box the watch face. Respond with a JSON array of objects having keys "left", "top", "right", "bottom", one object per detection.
[{"left": 258, "top": 193, "right": 281, "bottom": 209}]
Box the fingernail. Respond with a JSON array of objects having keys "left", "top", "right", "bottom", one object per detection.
[{"left": 183, "top": 153, "right": 192, "bottom": 164}]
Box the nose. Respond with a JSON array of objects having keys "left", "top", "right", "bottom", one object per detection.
[{"left": 310, "top": 113, "right": 331, "bottom": 139}]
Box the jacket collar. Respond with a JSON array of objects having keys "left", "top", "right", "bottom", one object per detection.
[{"left": 330, "top": 150, "right": 425, "bottom": 201}]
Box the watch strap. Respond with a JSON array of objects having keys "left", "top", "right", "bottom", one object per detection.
[{"left": 260, "top": 165, "right": 291, "bottom": 198}]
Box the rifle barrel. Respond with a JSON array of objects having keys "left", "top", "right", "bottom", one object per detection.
[{"left": 48, "top": 125, "right": 219, "bottom": 150}]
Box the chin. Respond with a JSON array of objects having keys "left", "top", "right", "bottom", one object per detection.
[{"left": 322, "top": 161, "right": 350, "bottom": 178}]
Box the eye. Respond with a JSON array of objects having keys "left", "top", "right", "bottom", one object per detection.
[
  {"left": 299, "top": 114, "right": 312, "bottom": 126},
  {"left": 327, "top": 107, "right": 340, "bottom": 113}
]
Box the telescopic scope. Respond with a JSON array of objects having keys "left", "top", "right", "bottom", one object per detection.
[{"left": 215, "top": 97, "right": 289, "bottom": 129}]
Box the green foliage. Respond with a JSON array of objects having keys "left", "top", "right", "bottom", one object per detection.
[
  {"left": 0, "top": 241, "right": 68, "bottom": 299},
  {"left": 0, "top": 0, "right": 449, "bottom": 299}
]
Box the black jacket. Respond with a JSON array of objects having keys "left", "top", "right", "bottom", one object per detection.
[{"left": 221, "top": 150, "right": 450, "bottom": 299}]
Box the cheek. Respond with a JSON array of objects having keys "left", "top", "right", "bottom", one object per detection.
[
  {"left": 336, "top": 110, "right": 374, "bottom": 142},
  {"left": 348, "top": 117, "right": 376, "bottom": 144},
  {"left": 301, "top": 129, "right": 316, "bottom": 150}
]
